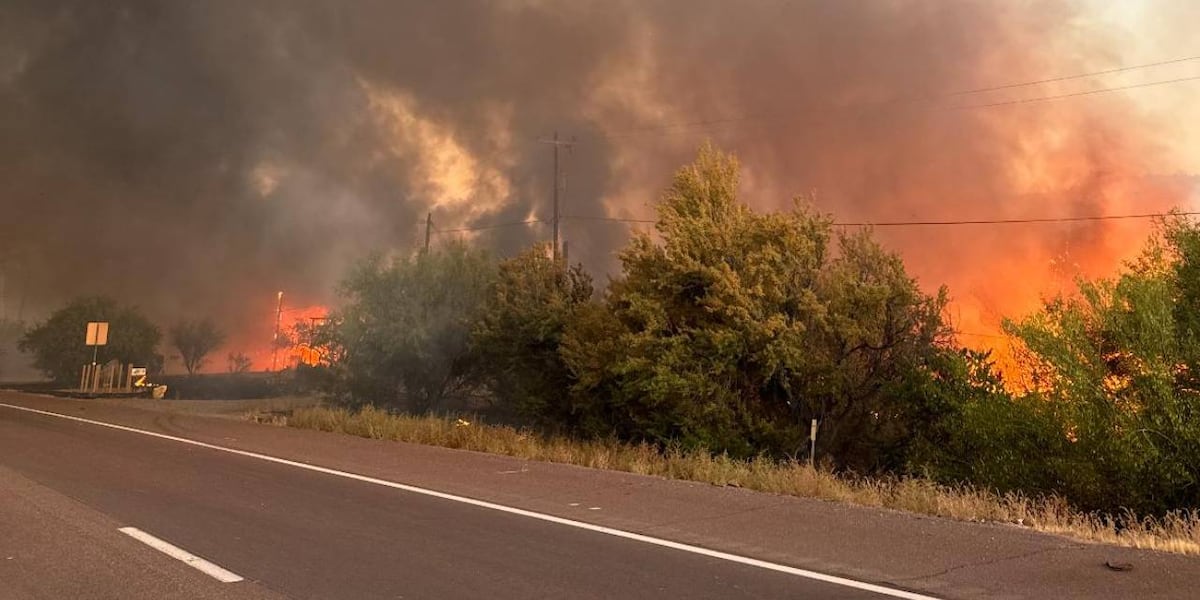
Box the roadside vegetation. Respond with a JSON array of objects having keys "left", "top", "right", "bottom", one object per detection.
[
  {"left": 284, "top": 145, "right": 1200, "bottom": 553},
  {"left": 286, "top": 405, "right": 1200, "bottom": 554},
  {"left": 19, "top": 144, "right": 1200, "bottom": 553}
]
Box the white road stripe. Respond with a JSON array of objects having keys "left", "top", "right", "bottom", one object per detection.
[
  {"left": 118, "top": 526, "right": 244, "bottom": 583},
  {"left": 1, "top": 402, "right": 936, "bottom": 599}
]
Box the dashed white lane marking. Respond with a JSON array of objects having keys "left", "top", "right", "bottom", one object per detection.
[
  {"left": 118, "top": 527, "right": 244, "bottom": 583},
  {"left": 2, "top": 402, "right": 938, "bottom": 600}
]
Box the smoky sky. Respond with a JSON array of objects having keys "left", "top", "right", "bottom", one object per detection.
[{"left": 1, "top": 0, "right": 1196, "bottom": 360}]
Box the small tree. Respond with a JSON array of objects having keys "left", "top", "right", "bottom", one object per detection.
[
  {"left": 20, "top": 296, "right": 162, "bottom": 384},
  {"left": 227, "top": 351, "right": 253, "bottom": 374},
  {"left": 170, "top": 318, "right": 226, "bottom": 375}
]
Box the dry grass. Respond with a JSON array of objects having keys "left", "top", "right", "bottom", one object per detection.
[{"left": 284, "top": 405, "right": 1200, "bottom": 555}]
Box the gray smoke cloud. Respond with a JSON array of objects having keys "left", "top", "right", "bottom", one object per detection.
[{"left": 1, "top": 0, "right": 1195, "bottom": 362}]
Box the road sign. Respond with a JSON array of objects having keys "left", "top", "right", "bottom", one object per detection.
[
  {"left": 86, "top": 322, "right": 109, "bottom": 346},
  {"left": 130, "top": 367, "right": 147, "bottom": 377}
]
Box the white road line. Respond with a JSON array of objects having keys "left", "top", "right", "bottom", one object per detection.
[
  {"left": 118, "top": 527, "right": 244, "bottom": 583},
  {"left": 1, "top": 402, "right": 937, "bottom": 600}
]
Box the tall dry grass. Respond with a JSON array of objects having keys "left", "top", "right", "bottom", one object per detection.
[{"left": 284, "top": 405, "right": 1200, "bottom": 555}]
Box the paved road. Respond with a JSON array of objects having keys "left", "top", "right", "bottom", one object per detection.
[
  {"left": 4, "top": 392, "right": 1198, "bottom": 599},
  {"left": 0, "top": 463, "right": 285, "bottom": 600},
  {"left": 0, "top": 400, "right": 915, "bottom": 599}
]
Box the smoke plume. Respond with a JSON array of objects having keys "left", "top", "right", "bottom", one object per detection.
[{"left": 1, "top": 0, "right": 1196, "bottom": 368}]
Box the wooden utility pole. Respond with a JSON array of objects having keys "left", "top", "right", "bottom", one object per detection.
[
  {"left": 552, "top": 131, "right": 560, "bottom": 260},
  {"left": 424, "top": 212, "right": 432, "bottom": 252},
  {"left": 538, "top": 131, "right": 574, "bottom": 261}
]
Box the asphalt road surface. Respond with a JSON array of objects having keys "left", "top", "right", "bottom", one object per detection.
[
  {"left": 3, "top": 392, "right": 1199, "bottom": 599},
  {"left": 0, "top": 398, "right": 921, "bottom": 600}
]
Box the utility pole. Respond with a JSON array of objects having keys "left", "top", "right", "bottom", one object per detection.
[
  {"left": 553, "top": 131, "right": 560, "bottom": 261},
  {"left": 424, "top": 212, "right": 433, "bottom": 253},
  {"left": 538, "top": 131, "right": 574, "bottom": 261},
  {"left": 271, "top": 291, "right": 284, "bottom": 372}
]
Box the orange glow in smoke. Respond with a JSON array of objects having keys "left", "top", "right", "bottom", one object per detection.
[
  {"left": 220, "top": 301, "right": 330, "bottom": 372},
  {"left": 933, "top": 169, "right": 1194, "bottom": 384}
]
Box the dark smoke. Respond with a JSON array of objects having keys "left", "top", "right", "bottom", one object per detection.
[{"left": 1, "top": 0, "right": 1194, "bottom": 364}]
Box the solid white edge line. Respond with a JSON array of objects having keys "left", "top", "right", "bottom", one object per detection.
[
  {"left": 118, "top": 526, "right": 244, "bottom": 583},
  {"left": 2, "top": 401, "right": 937, "bottom": 600}
]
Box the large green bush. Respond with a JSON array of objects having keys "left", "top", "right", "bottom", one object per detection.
[
  {"left": 560, "top": 146, "right": 958, "bottom": 469},
  {"left": 471, "top": 244, "right": 595, "bottom": 427},
  {"left": 325, "top": 242, "right": 495, "bottom": 412}
]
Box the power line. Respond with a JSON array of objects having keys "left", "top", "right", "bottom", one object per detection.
[
  {"left": 562, "top": 211, "right": 1200, "bottom": 228},
  {"left": 951, "top": 75, "right": 1200, "bottom": 110},
  {"left": 562, "top": 214, "right": 656, "bottom": 224},
  {"left": 596, "top": 56, "right": 1200, "bottom": 139},
  {"left": 310, "top": 54, "right": 1200, "bottom": 148},
  {"left": 947, "top": 54, "right": 1200, "bottom": 96},
  {"left": 837, "top": 211, "right": 1200, "bottom": 227},
  {"left": 431, "top": 218, "right": 547, "bottom": 234}
]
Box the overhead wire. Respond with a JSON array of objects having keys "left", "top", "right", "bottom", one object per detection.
[
  {"left": 946, "top": 54, "right": 1200, "bottom": 96},
  {"left": 431, "top": 218, "right": 547, "bottom": 234},
  {"left": 559, "top": 211, "right": 1200, "bottom": 228},
  {"left": 594, "top": 55, "right": 1200, "bottom": 139},
  {"left": 951, "top": 75, "right": 1200, "bottom": 110}
]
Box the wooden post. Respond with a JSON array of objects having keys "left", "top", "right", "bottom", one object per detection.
[
  {"left": 809, "top": 419, "right": 819, "bottom": 470},
  {"left": 80, "top": 365, "right": 89, "bottom": 391}
]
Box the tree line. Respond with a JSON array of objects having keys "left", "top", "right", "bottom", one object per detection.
[{"left": 18, "top": 297, "right": 245, "bottom": 379}]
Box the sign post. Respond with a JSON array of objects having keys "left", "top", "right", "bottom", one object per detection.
[
  {"left": 130, "top": 366, "right": 147, "bottom": 388},
  {"left": 84, "top": 322, "right": 109, "bottom": 392}
]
